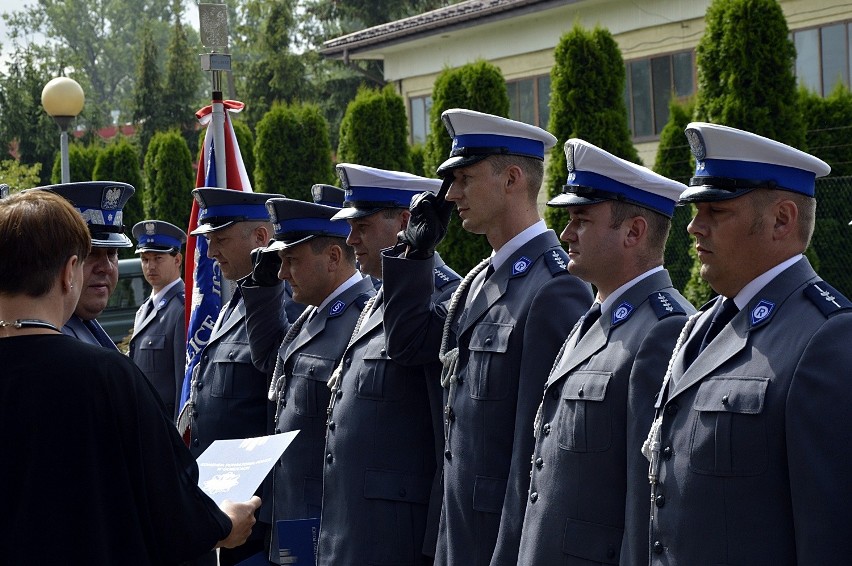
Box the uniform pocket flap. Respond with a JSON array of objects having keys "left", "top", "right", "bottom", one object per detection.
[
  {"left": 138, "top": 334, "right": 165, "bottom": 350},
  {"left": 469, "top": 322, "right": 513, "bottom": 353},
  {"left": 363, "top": 468, "right": 431, "bottom": 504},
  {"left": 291, "top": 353, "right": 336, "bottom": 381},
  {"left": 693, "top": 376, "right": 768, "bottom": 414},
  {"left": 360, "top": 338, "right": 390, "bottom": 361},
  {"left": 210, "top": 342, "right": 253, "bottom": 364},
  {"left": 561, "top": 517, "right": 623, "bottom": 564},
  {"left": 472, "top": 475, "right": 507, "bottom": 514},
  {"left": 562, "top": 371, "right": 612, "bottom": 401}
]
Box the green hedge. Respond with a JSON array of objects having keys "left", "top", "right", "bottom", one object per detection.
[
  {"left": 254, "top": 102, "right": 335, "bottom": 200},
  {"left": 544, "top": 24, "right": 640, "bottom": 236},
  {"left": 338, "top": 85, "right": 412, "bottom": 172}
]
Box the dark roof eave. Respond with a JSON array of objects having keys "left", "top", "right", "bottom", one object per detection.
[{"left": 321, "top": 0, "right": 573, "bottom": 60}]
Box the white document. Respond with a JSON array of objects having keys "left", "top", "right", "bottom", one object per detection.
[{"left": 196, "top": 431, "right": 299, "bottom": 505}]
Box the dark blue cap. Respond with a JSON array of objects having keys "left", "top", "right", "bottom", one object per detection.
[
  {"left": 132, "top": 220, "right": 187, "bottom": 253},
  {"left": 311, "top": 184, "right": 345, "bottom": 208},
  {"left": 190, "top": 187, "right": 279, "bottom": 235},
  {"left": 34, "top": 181, "right": 135, "bottom": 247},
  {"left": 264, "top": 198, "right": 350, "bottom": 251}
]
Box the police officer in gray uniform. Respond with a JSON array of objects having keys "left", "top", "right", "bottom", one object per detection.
[
  {"left": 242, "top": 195, "right": 375, "bottom": 564},
  {"left": 34, "top": 182, "right": 135, "bottom": 349},
  {"left": 316, "top": 164, "right": 460, "bottom": 565},
  {"left": 644, "top": 122, "right": 852, "bottom": 565},
  {"left": 184, "top": 187, "right": 284, "bottom": 565},
  {"left": 517, "top": 140, "right": 695, "bottom": 565},
  {"left": 129, "top": 220, "right": 187, "bottom": 421},
  {"left": 381, "top": 109, "right": 593, "bottom": 565}
]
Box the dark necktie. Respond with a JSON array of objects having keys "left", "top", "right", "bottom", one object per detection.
[
  {"left": 143, "top": 298, "right": 155, "bottom": 319},
  {"left": 576, "top": 302, "right": 602, "bottom": 340},
  {"left": 699, "top": 298, "right": 738, "bottom": 353},
  {"left": 484, "top": 261, "right": 495, "bottom": 281}
]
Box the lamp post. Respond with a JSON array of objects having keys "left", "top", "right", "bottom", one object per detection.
[{"left": 41, "top": 77, "right": 85, "bottom": 184}]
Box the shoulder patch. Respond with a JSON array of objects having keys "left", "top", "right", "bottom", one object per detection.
[
  {"left": 649, "top": 291, "right": 688, "bottom": 320},
  {"left": 434, "top": 264, "right": 461, "bottom": 290},
  {"left": 543, "top": 247, "right": 570, "bottom": 276},
  {"left": 804, "top": 281, "right": 852, "bottom": 317}
]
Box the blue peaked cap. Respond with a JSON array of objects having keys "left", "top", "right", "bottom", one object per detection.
[
  {"left": 548, "top": 139, "right": 686, "bottom": 217},
  {"left": 132, "top": 220, "right": 187, "bottom": 253},
  {"left": 681, "top": 122, "right": 831, "bottom": 203}
]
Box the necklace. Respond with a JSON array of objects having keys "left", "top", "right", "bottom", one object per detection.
[{"left": 0, "top": 319, "right": 61, "bottom": 332}]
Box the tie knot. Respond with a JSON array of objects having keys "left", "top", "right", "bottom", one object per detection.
[
  {"left": 577, "top": 302, "right": 602, "bottom": 339},
  {"left": 713, "top": 298, "right": 738, "bottom": 325}
]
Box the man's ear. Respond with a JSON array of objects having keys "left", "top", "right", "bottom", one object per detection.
[
  {"left": 623, "top": 216, "right": 647, "bottom": 248},
  {"left": 399, "top": 209, "right": 412, "bottom": 230},
  {"left": 773, "top": 199, "right": 798, "bottom": 241}
]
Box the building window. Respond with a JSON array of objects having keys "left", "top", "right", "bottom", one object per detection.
[
  {"left": 410, "top": 95, "right": 432, "bottom": 145},
  {"left": 507, "top": 75, "right": 551, "bottom": 129},
  {"left": 625, "top": 50, "right": 695, "bottom": 140},
  {"left": 793, "top": 22, "right": 852, "bottom": 96}
]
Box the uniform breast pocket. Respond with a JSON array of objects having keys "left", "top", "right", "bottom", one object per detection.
[
  {"left": 290, "top": 353, "right": 335, "bottom": 417},
  {"left": 210, "top": 343, "right": 258, "bottom": 399},
  {"left": 136, "top": 334, "right": 165, "bottom": 372},
  {"left": 689, "top": 376, "right": 769, "bottom": 476},
  {"left": 557, "top": 371, "right": 612, "bottom": 452},
  {"left": 355, "top": 338, "right": 403, "bottom": 401},
  {"left": 467, "top": 322, "right": 513, "bottom": 400}
]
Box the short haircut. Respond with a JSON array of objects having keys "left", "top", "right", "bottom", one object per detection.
[
  {"left": 748, "top": 189, "right": 815, "bottom": 247},
  {"left": 487, "top": 154, "right": 545, "bottom": 202},
  {"left": 609, "top": 200, "right": 671, "bottom": 263},
  {"left": 0, "top": 190, "right": 91, "bottom": 297},
  {"left": 381, "top": 207, "right": 407, "bottom": 220},
  {"left": 308, "top": 236, "right": 356, "bottom": 264}
]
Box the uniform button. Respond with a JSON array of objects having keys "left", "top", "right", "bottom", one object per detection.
[
  {"left": 203, "top": 355, "right": 209, "bottom": 363},
  {"left": 655, "top": 494, "right": 666, "bottom": 508},
  {"left": 542, "top": 423, "right": 551, "bottom": 436},
  {"left": 529, "top": 492, "right": 538, "bottom": 503},
  {"left": 653, "top": 541, "right": 664, "bottom": 554},
  {"left": 535, "top": 457, "right": 543, "bottom": 470},
  {"left": 309, "top": 366, "right": 315, "bottom": 375},
  {"left": 328, "top": 421, "right": 336, "bottom": 431},
  {"left": 721, "top": 394, "right": 729, "bottom": 405},
  {"left": 344, "top": 358, "right": 352, "bottom": 366},
  {"left": 398, "top": 488, "right": 407, "bottom": 498},
  {"left": 662, "top": 446, "right": 673, "bottom": 460},
  {"left": 274, "top": 428, "right": 281, "bottom": 434},
  {"left": 326, "top": 453, "right": 333, "bottom": 464},
  {"left": 146, "top": 340, "right": 152, "bottom": 346},
  {"left": 197, "top": 381, "right": 204, "bottom": 390},
  {"left": 192, "top": 438, "right": 199, "bottom": 447},
  {"left": 444, "top": 450, "right": 452, "bottom": 461},
  {"left": 665, "top": 403, "right": 678, "bottom": 416},
  {"left": 484, "top": 337, "right": 492, "bottom": 346},
  {"left": 192, "top": 410, "right": 199, "bottom": 418},
  {"left": 380, "top": 349, "right": 387, "bottom": 357},
  {"left": 336, "top": 389, "right": 343, "bottom": 399},
  {"left": 577, "top": 387, "right": 584, "bottom": 398},
  {"left": 228, "top": 352, "right": 235, "bottom": 360}
]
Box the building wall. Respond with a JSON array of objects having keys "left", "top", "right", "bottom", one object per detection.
[{"left": 379, "top": 0, "right": 851, "bottom": 166}]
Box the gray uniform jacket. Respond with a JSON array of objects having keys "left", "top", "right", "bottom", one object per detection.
[
  {"left": 518, "top": 270, "right": 693, "bottom": 566},
  {"left": 129, "top": 280, "right": 186, "bottom": 421},
  {"left": 62, "top": 314, "right": 118, "bottom": 350},
  {"left": 382, "top": 230, "right": 593, "bottom": 566},
  {"left": 187, "top": 283, "right": 284, "bottom": 459},
  {"left": 649, "top": 257, "right": 852, "bottom": 565},
  {"left": 316, "top": 261, "right": 460, "bottom": 566},
  {"left": 245, "top": 276, "right": 375, "bottom": 563}
]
